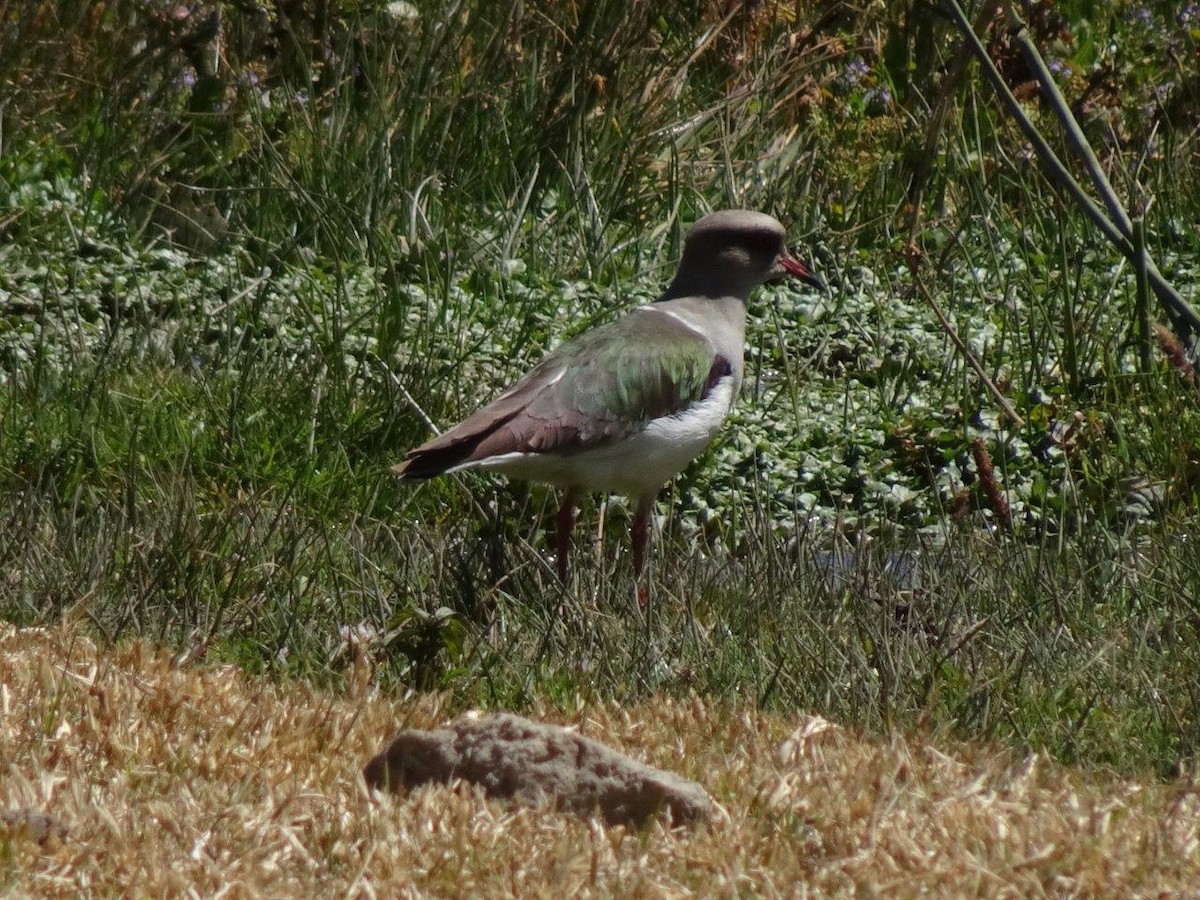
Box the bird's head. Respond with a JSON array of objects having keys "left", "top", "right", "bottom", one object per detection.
[{"left": 669, "top": 210, "right": 824, "bottom": 300}]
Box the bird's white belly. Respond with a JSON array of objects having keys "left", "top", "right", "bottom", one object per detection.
[{"left": 464, "top": 378, "right": 736, "bottom": 498}]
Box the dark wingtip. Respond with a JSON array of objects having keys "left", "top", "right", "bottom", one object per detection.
[
  {"left": 393, "top": 437, "right": 483, "bottom": 480},
  {"left": 392, "top": 455, "right": 447, "bottom": 481},
  {"left": 392, "top": 459, "right": 420, "bottom": 480}
]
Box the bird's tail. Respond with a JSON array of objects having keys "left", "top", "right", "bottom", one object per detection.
[
  {"left": 393, "top": 404, "right": 526, "bottom": 480},
  {"left": 392, "top": 439, "right": 480, "bottom": 480}
]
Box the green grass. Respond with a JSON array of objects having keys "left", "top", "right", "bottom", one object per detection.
[{"left": 2, "top": 0, "right": 1200, "bottom": 774}]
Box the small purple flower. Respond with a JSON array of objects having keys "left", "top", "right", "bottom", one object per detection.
[
  {"left": 1181, "top": 3, "right": 1199, "bottom": 25},
  {"left": 864, "top": 87, "right": 892, "bottom": 115},
  {"left": 1132, "top": 6, "right": 1152, "bottom": 25},
  {"left": 834, "top": 58, "right": 870, "bottom": 95},
  {"left": 1047, "top": 57, "right": 1069, "bottom": 77}
]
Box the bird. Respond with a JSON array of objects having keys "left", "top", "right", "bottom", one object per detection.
[{"left": 393, "top": 209, "right": 823, "bottom": 602}]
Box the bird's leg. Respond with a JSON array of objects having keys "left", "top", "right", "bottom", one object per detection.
[
  {"left": 632, "top": 495, "right": 654, "bottom": 608},
  {"left": 555, "top": 488, "right": 580, "bottom": 583}
]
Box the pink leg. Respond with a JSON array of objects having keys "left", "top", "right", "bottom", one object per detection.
[
  {"left": 632, "top": 495, "right": 653, "bottom": 608},
  {"left": 556, "top": 489, "right": 580, "bottom": 583}
]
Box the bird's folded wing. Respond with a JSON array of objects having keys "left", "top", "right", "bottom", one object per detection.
[{"left": 394, "top": 307, "right": 731, "bottom": 478}]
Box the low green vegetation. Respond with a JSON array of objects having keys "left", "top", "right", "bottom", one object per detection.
[{"left": 2, "top": 0, "right": 1199, "bottom": 773}]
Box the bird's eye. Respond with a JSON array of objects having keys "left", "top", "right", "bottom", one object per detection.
[{"left": 734, "top": 227, "right": 783, "bottom": 257}]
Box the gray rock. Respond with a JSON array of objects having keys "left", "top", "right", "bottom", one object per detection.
[
  {"left": 362, "top": 712, "right": 712, "bottom": 828},
  {"left": 0, "top": 807, "right": 67, "bottom": 845}
]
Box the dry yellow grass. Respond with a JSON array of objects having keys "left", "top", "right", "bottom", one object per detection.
[{"left": 2, "top": 621, "right": 1198, "bottom": 898}]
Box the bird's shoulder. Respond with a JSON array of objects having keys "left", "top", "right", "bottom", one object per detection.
[{"left": 519, "top": 305, "right": 728, "bottom": 430}]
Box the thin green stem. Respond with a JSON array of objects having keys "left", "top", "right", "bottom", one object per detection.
[{"left": 941, "top": 0, "right": 1200, "bottom": 339}]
